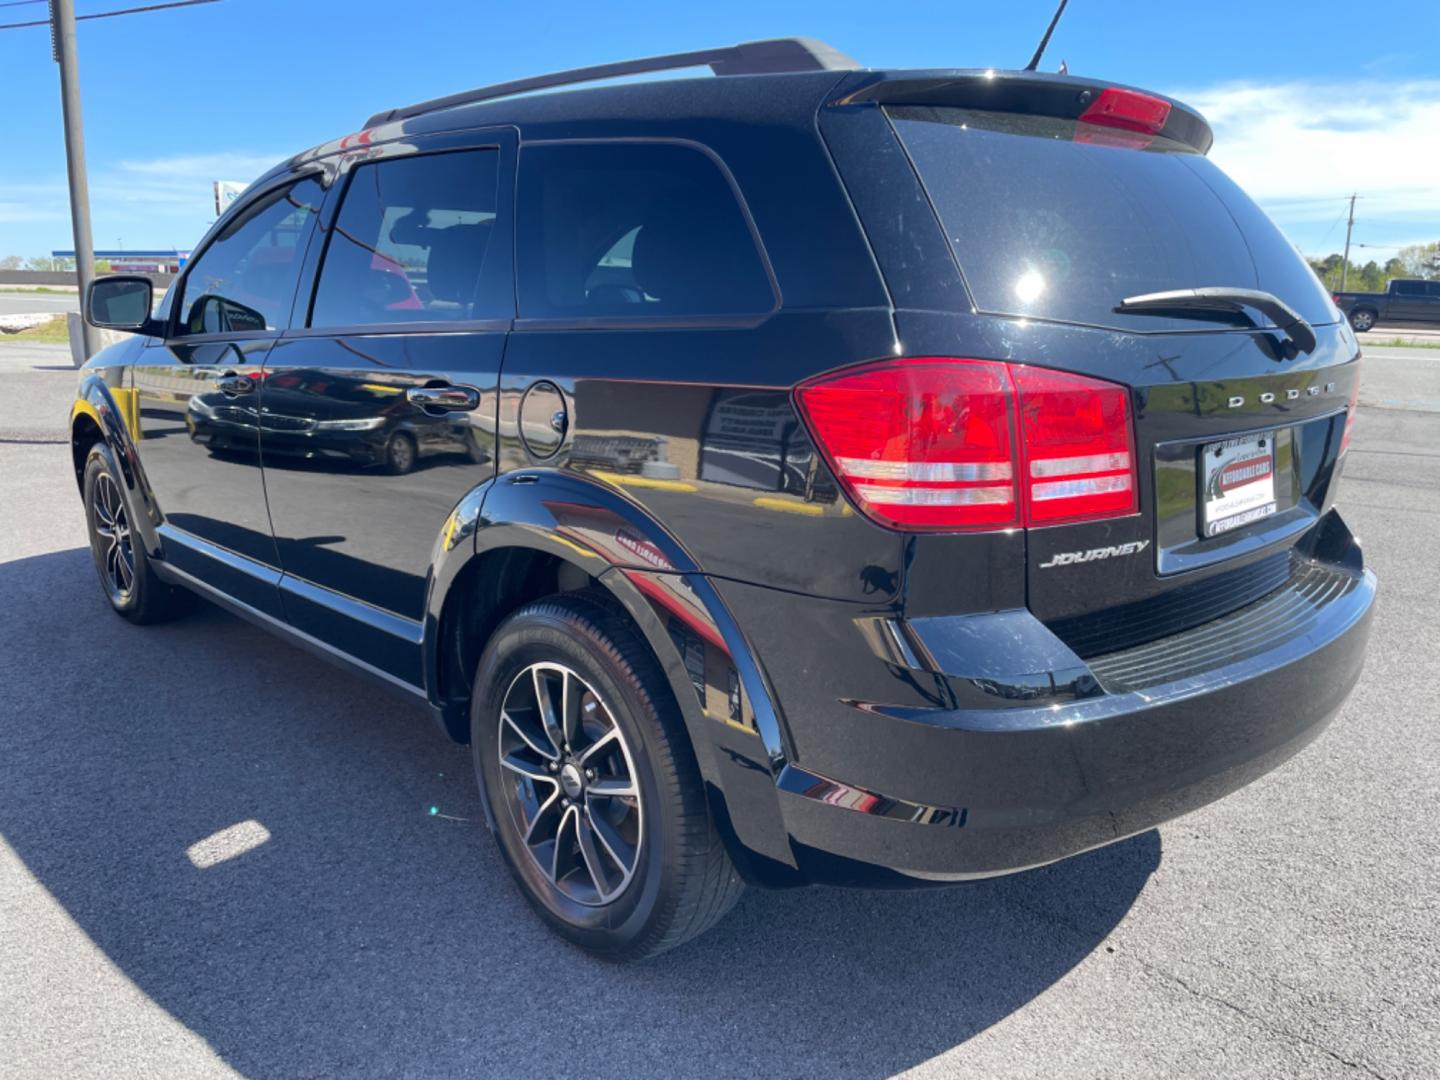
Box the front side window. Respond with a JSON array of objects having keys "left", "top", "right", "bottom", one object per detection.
[
  {"left": 177, "top": 178, "right": 322, "bottom": 335},
  {"left": 309, "top": 149, "right": 503, "bottom": 328},
  {"left": 516, "top": 142, "right": 774, "bottom": 320}
]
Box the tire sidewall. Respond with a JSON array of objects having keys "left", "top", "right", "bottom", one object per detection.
[
  {"left": 1350, "top": 310, "right": 1375, "bottom": 332},
  {"left": 82, "top": 443, "right": 141, "bottom": 615},
  {"left": 472, "top": 608, "right": 673, "bottom": 952}
]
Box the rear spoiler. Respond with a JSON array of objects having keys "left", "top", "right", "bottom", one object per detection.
[{"left": 828, "top": 70, "right": 1213, "bottom": 155}]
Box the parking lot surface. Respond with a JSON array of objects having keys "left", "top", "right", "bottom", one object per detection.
[{"left": 1, "top": 344, "right": 1437, "bottom": 1078}]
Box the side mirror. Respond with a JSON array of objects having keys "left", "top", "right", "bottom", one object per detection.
[
  {"left": 86, "top": 275, "right": 159, "bottom": 334},
  {"left": 186, "top": 294, "right": 268, "bottom": 335}
]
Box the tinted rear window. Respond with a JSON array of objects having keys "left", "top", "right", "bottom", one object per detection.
[
  {"left": 516, "top": 142, "right": 775, "bottom": 321},
  {"left": 888, "top": 106, "right": 1335, "bottom": 331}
]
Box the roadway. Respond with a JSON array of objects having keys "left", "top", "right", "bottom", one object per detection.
[
  {"left": 0, "top": 290, "right": 80, "bottom": 316},
  {"left": 0, "top": 341, "right": 1437, "bottom": 1078}
]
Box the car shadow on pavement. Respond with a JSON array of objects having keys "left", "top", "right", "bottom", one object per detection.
[{"left": 0, "top": 548, "right": 1160, "bottom": 1079}]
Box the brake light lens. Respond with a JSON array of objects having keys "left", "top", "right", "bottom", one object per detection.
[
  {"left": 1078, "top": 87, "right": 1172, "bottom": 135},
  {"left": 1013, "top": 365, "right": 1138, "bottom": 524},
  {"left": 1340, "top": 363, "right": 1361, "bottom": 457},
  {"left": 793, "top": 360, "right": 1018, "bottom": 530},
  {"left": 796, "top": 359, "right": 1138, "bottom": 533}
]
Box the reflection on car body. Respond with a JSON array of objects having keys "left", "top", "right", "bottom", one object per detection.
[{"left": 186, "top": 369, "right": 486, "bottom": 475}]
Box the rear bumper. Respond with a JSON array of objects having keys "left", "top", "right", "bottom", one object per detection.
[{"left": 723, "top": 517, "right": 1375, "bottom": 886}]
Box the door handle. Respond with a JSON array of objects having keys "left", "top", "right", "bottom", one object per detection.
[
  {"left": 407, "top": 385, "right": 480, "bottom": 412},
  {"left": 213, "top": 371, "right": 255, "bottom": 396}
]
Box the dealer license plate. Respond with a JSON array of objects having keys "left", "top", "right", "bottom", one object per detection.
[{"left": 1201, "top": 431, "right": 1277, "bottom": 537}]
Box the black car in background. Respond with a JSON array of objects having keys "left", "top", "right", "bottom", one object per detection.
[
  {"left": 73, "top": 38, "right": 1374, "bottom": 958},
  {"left": 187, "top": 369, "right": 488, "bottom": 474},
  {"left": 1333, "top": 278, "right": 1440, "bottom": 332}
]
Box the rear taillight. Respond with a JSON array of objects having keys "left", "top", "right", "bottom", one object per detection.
[
  {"left": 1077, "top": 87, "right": 1172, "bottom": 135},
  {"left": 795, "top": 358, "right": 1137, "bottom": 533},
  {"left": 793, "top": 359, "right": 1018, "bottom": 531},
  {"left": 1013, "top": 365, "right": 1138, "bottom": 525},
  {"left": 1340, "top": 363, "right": 1361, "bottom": 457}
]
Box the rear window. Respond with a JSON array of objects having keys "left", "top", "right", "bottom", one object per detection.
[{"left": 888, "top": 106, "right": 1335, "bottom": 332}]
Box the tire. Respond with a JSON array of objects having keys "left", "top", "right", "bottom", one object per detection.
[
  {"left": 81, "top": 443, "right": 190, "bottom": 625},
  {"left": 471, "top": 590, "right": 744, "bottom": 959},
  {"left": 1349, "top": 308, "right": 1376, "bottom": 332},
  {"left": 384, "top": 431, "right": 417, "bottom": 475}
]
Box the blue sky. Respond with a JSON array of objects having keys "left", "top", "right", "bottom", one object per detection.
[{"left": 2, "top": 0, "right": 1438, "bottom": 262}]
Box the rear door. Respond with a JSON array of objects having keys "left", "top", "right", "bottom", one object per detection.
[
  {"left": 131, "top": 175, "right": 324, "bottom": 617},
  {"left": 258, "top": 131, "right": 514, "bottom": 686}
]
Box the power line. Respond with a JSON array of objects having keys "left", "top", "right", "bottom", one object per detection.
[
  {"left": 0, "top": 1, "right": 48, "bottom": 9},
  {"left": 1314, "top": 205, "right": 1349, "bottom": 249},
  {"left": 0, "top": 0, "right": 219, "bottom": 30}
]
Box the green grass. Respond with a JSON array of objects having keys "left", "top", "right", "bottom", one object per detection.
[
  {"left": 1371, "top": 336, "right": 1440, "bottom": 350},
  {"left": 0, "top": 286, "right": 73, "bottom": 295},
  {"left": 0, "top": 316, "right": 70, "bottom": 345}
]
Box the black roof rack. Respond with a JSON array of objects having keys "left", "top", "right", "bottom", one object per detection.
[{"left": 364, "top": 37, "right": 860, "bottom": 128}]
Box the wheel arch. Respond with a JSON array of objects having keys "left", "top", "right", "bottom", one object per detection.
[
  {"left": 70, "top": 374, "right": 163, "bottom": 556},
  {"left": 423, "top": 471, "right": 802, "bottom": 885}
]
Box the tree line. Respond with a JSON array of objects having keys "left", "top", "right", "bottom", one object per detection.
[{"left": 1308, "top": 241, "right": 1440, "bottom": 293}]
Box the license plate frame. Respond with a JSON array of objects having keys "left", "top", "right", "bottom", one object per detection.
[{"left": 1200, "top": 430, "right": 1278, "bottom": 537}]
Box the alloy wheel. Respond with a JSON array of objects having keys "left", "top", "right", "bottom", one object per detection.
[
  {"left": 92, "top": 471, "right": 136, "bottom": 602},
  {"left": 388, "top": 434, "right": 415, "bottom": 473},
  {"left": 496, "top": 661, "right": 643, "bottom": 906}
]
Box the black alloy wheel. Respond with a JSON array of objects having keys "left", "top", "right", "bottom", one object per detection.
[
  {"left": 472, "top": 591, "right": 744, "bottom": 959},
  {"left": 496, "top": 661, "right": 644, "bottom": 905},
  {"left": 82, "top": 443, "right": 190, "bottom": 624},
  {"left": 91, "top": 469, "right": 136, "bottom": 606}
]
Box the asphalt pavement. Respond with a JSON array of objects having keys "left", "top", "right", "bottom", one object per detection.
[
  {"left": 1, "top": 343, "right": 1437, "bottom": 1078},
  {"left": 0, "top": 291, "right": 79, "bottom": 316}
]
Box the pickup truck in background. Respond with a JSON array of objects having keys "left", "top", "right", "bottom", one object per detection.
[{"left": 1332, "top": 278, "right": 1440, "bottom": 331}]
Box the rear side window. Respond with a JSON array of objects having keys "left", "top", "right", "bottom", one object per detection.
[
  {"left": 1393, "top": 280, "right": 1424, "bottom": 295},
  {"left": 178, "top": 178, "right": 322, "bottom": 335},
  {"left": 310, "top": 149, "right": 505, "bottom": 328},
  {"left": 888, "top": 106, "right": 1335, "bottom": 331},
  {"left": 516, "top": 142, "right": 774, "bottom": 320}
]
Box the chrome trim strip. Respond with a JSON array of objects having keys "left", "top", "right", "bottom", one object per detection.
[
  {"left": 777, "top": 764, "right": 967, "bottom": 827},
  {"left": 156, "top": 524, "right": 281, "bottom": 585},
  {"left": 152, "top": 560, "right": 427, "bottom": 700},
  {"left": 278, "top": 573, "right": 424, "bottom": 645}
]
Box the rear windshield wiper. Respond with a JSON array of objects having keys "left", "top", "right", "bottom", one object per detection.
[{"left": 1115, "top": 287, "right": 1317, "bottom": 357}]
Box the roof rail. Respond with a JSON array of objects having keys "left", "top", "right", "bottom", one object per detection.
[{"left": 363, "top": 37, "right": 860, "bottom": 128}]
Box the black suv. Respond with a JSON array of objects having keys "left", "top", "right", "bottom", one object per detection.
[{"left": 74, "top": 38, "right": 1375, "bottom": 959}]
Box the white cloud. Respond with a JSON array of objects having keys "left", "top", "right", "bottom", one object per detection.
[
  {"left": 1171, "top": 79, "right": 1440, "bottom": 252},
  {"left": 99, "top": 152, "right": 283, "bottom": 201},
  {"left": 0, "top": 151, "right": 285, "bottom": 254}
]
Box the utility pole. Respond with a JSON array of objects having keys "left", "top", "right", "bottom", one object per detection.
[
  {"left": 49, "top": 0, "right": 96, "bottom": 358},
  {"left": 1339, "top": 193, "right": 1358, "bottom": 294}
]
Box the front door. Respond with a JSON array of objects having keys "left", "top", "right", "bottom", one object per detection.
[
  {"left": 259, "top": 138, "right": 514, "bottom": 685},
  {"left": 131, "top": 176, "right": 325, "bottom": 617}
]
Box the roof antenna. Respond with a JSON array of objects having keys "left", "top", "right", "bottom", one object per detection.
[{"left": 1024, "top": 0, "right": 1070, "bottom": 71}]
